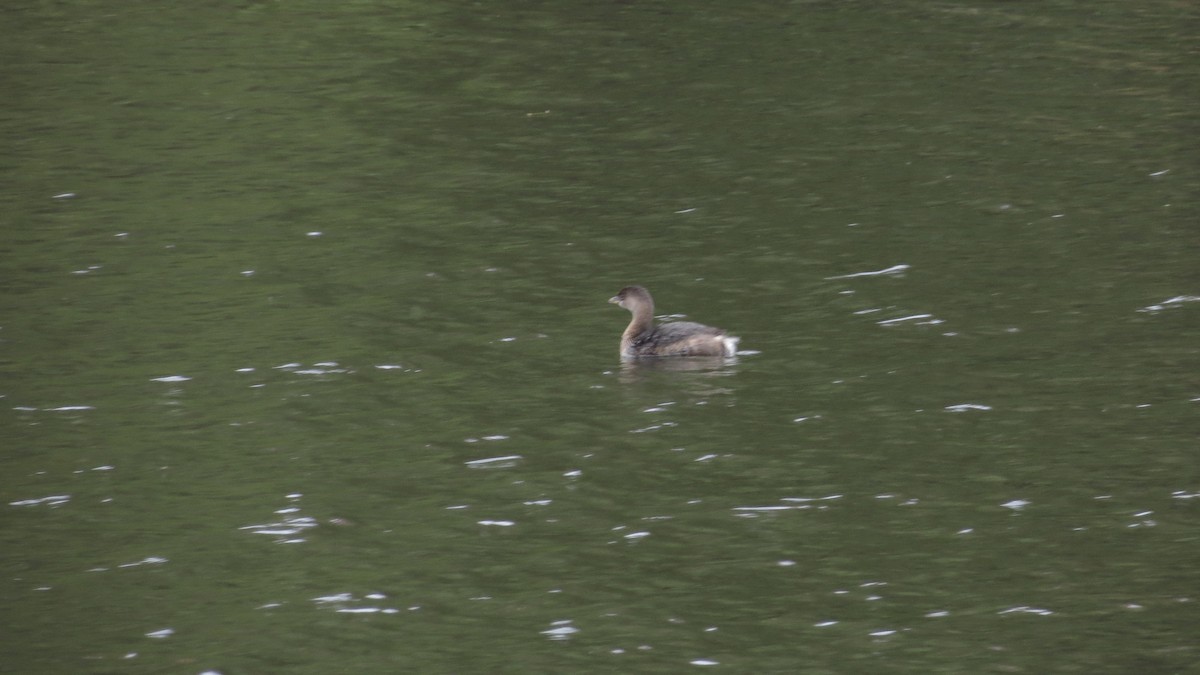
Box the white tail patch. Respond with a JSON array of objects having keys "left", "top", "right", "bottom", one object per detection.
[{"left": 722, "top": 336, "right": 741, "bottom": 356}]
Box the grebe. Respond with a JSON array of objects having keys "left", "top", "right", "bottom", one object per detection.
[{"left": 608, "top": 286, "right": 739, "bottom": 358}]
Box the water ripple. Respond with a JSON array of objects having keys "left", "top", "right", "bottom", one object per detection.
[
  {"left": 240, "top": 493, "right": 317, "bottom": 543},
  {"left": 541, "top": 619, "right": 579, "bottom": 641},
  {"left": 465, "top": 454, "right": 522, "bottom": 469},
  {"left": 311, "top": 591, "right": 407, "bottom": 614},
  {"left": 9, "top": 494, "right": 71, "bottom": 507},
  {"left": 826, "top": 264, "right": 910, "bottom": 279},
  {"left": 1137, "top": 295, "right": 1199, "bottom": 313}
]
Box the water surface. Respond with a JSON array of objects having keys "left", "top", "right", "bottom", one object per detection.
[{"left": 2, "top": 1, "right": 1197, "bottom": 672}]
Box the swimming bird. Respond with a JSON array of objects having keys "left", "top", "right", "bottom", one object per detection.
[{"left": 608, "top": 285, "right": 740, "bottom": 358}]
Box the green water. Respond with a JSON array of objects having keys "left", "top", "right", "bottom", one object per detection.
[{"left": 2, "top": 1, "right": 1197, "bottom": 672}]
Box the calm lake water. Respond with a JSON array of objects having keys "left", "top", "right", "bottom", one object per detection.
[{"left": 3, "top": 1, "right": 1197, "bottom": 672}]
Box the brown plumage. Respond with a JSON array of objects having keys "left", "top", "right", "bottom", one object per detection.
[{"left": 608, "top": 286, "right": 740, "bottom": 358}]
